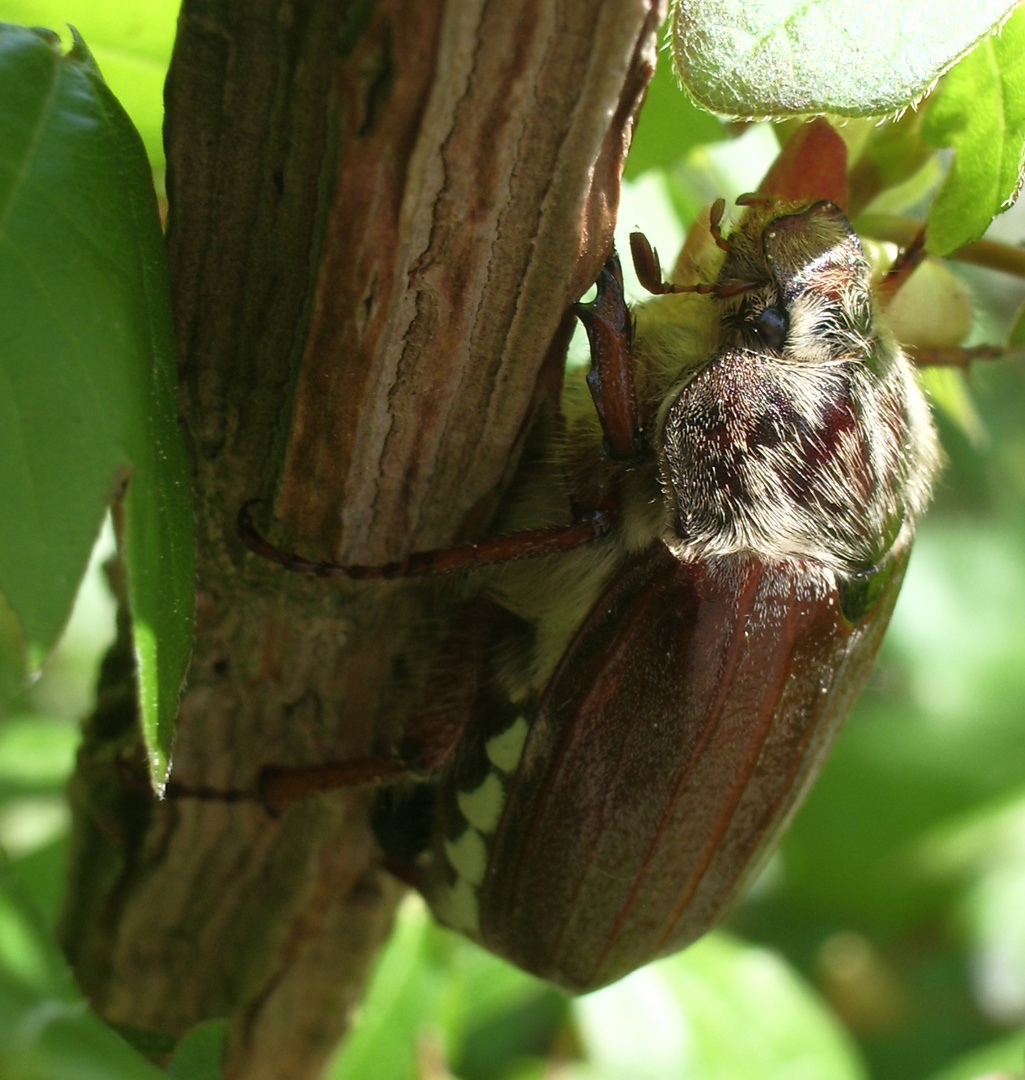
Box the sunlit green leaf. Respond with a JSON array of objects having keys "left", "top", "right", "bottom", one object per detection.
[
  {"left": 0, "top": 795, "right": 68, "bottom": 858},
  {"left": 572, "top": 934, "right": 867, "bottom": 1080},
  {"left": 917, "top": 367, "right": 987, "bottom": 448},
  {"left": 0, "top": 859, "right": 71, "bottom": 995},
  {"left": 0, "top": 864, "right": 167, "bottom": 1079},
  {"left": 922, "top": 7, "right": 1025, "bottom": 255},
  {"left": 775, "top": 521, "right": 1025, "bottom": 928},
  {"left": 848, "top": 111, "right": 935, "bottom": 216},
  {"left": 670, "top": 0, "right": 1018, "bottom": 119},
  {"left": 0, "top": 26, "right": 194, "bottom": 784},
  {"left": 0, "top": 1, "right": 177, "bottom": 173},
  {"left": 168, "top": 1020, "right": 227, "bottom": 1080},
  {"left": 924, "top": 1027, "right": 1025, "bottom": 1080},
  {"left": 624, "top": 47, "right": 725, "bottom": 181},
  {"left": 0, "top": 715, "right": 79, "bottom": 788},
  {"left": 327, "top": 900, "right": 442, "bottom": 1080}
]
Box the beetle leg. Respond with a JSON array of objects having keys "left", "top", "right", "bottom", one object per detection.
[
  {"left": 258, "top": 757, "right": 412, "bottom": 815},
  {"left": 160, "top": 609, "right": 494, "bottom": 815},
  {"left": 166, "top": 754, "right": 428, "bottom": 817},
  {"left": 239, "top": 501, "right": 612, "bottom": 578},
  {"left": 160, "top": 613, "right": 479, "bottom": 812},
  {"left": 162, "top": 744, "right": 428, "bottom": 817},
  {"left": 249, "top": 600, "right": 522, "bottom": 814},
  {"left": 154, "top": 757, "right": 411, "bottom": 814},
  {"left": 629, "top": 231, "right": 669, "bottom": 296},
  {"left": 380, "top": 857, "right": 428, "bottom": 893},
  {"left": 575, "top": 250, "right": 644, "bottom": 459}
]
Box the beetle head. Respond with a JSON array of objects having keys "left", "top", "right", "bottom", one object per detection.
[{"left": 658, "top": 201, "right": 939, "bottom": 578}]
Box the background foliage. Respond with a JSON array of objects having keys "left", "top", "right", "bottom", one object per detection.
[{"left": 1, "top": 2, "right": 1025, "bottom": 1079}]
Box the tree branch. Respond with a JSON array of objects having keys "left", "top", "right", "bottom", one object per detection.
[{"left": 59, "top": 1, "right": 664, "bottom": 1077}]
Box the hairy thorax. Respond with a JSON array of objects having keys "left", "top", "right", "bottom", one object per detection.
[{"left": 656, "top": 201, "right": 938, "bottom": 576}]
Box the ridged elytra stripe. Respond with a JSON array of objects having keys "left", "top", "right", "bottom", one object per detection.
[
  {"left": 568, "top": 557, "right": 771, "bottom": 974},
  {"left": 671, "top": 540, "right": 912, "bottom": 935},
  {"left": 515, "top": 552, "right": 702, "bottom": 933},
  {"left": 602, "top": 561, "right": 795, "bottom": 968},
  {"left": 479, "top": 542, "right": 723, "bottom": 981},
  {"left": 652, "top": 570, "right": 805, "bottom": 946}
]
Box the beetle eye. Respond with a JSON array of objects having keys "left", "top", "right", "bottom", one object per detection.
[{"left": 751, "top": 306, "right": 788, "bottom": 351}]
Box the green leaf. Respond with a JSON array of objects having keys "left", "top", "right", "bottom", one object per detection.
[
  {"left": 670, "top": 0, "right": 1019, "bottom": 119},
  {"left": 0, "top": 857, "right": 73, "bottom": 996},
  {"left": 0, "top": 714, "right": 79, "bottom": 789},
  {"left": 436, "top": 939, "right": 563, "bottom": 1080},
  {"left": 922, "top": 7, "right": 1025, "bottom": 255},
  {"left": 0, "top": 0, "right": 177, "bottom": 173},
  {"left": 0, "top": 972, "right": 170, "bottom": 1080},
  {"left": 0, "top": 860, "right": 168, "bottom": 1080},
  {"left": 848, "top": 111, "right": 935, "bottom": 216},
  {"left": 0, "top": 26, "right": 194, "bottom": 784},
  {"left": 168, "top": 1020, "right": 228, "bottom": 1080},
  {"left": 624, "top": 47, "right": 725, "bottom": 181},
  {"left": 924, "top": 1028, "right": 1025, "bottom": 1080},
  {"left": 917, "top": 367, "right": 987, "bottom": 448},
  {"left": 327, "top": 900, "right": 442, "bottom": 1080},
  {"left": 773, "top": 520, "right": 1025, "bottom": 928},
  {"left": 920, "top": 790, "right": 1025, "bottom": 1027},
  {"left": 329, "top": 899, "right": 559, "bottom": 1080},
  {"left": 572, "top": 933, "right": 867, "bottom": 1080}
]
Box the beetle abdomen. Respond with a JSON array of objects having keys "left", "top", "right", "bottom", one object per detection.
[{"left": 466, "top": 539, "right": 906, "bottom": 991}]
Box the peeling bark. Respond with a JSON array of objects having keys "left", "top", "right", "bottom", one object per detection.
[{"left": 59, "top": 1, "right": 663, "bottom": 1077}]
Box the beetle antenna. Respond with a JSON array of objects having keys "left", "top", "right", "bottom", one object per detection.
[
  {"left": 708, "top": 197, "right": 732, "bottom": 252},
  {"left": 629, "top": 231, "right": 757, "bottom": 300},
  {"left": 735, "top": 192, "right": 779, "bottom": 210}
]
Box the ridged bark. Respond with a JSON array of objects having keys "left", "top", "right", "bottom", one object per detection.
[{"left": 60, "top": 1, "right": 663, "bottom": 1076}]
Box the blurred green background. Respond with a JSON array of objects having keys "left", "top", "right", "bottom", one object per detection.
[{"left": 1, "top": 4, "right": 1025, "bottom": 1079}]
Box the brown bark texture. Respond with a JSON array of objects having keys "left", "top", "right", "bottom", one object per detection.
[{"left": 59, "top": 1, "right": 663, "bottom": 1077}]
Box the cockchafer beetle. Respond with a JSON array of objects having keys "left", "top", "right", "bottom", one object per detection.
[{"left": 236, "top": 142, "right": 941, "bottom": 992}]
